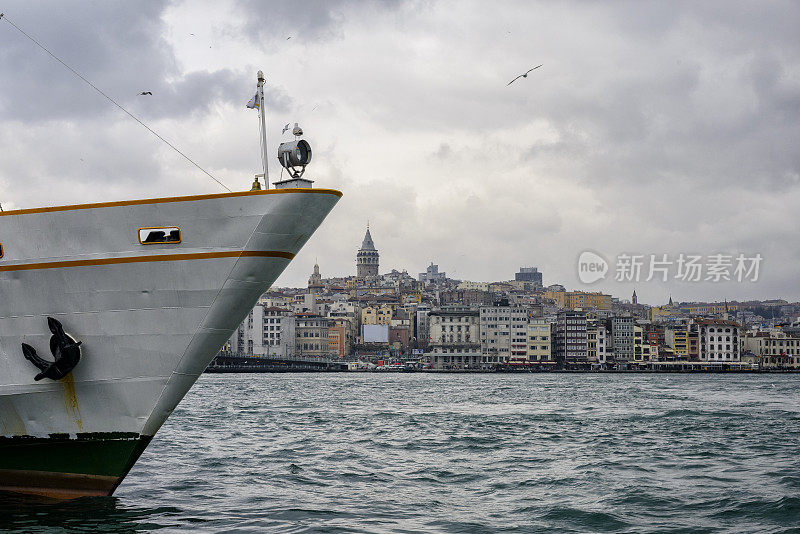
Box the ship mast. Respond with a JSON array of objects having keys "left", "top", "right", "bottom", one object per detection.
[{"left": 257, "top": 70, "right": 269, "bottom": 189}]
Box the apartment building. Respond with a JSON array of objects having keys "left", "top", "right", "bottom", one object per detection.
[
  {"left": 295, "top": 313, "right": 331, "bottom": 358},
  {"left": 552, "top": 310, "right": 588, "bottom": 367},
  {"left": 612, "top": 316, "right": 635, "bottom": 362},
  {"left": 480, "top": 302, "right": 529, "bottom": 364},
  {"left": 230, "top": 305, "right": 295, "bottom": 358},
  {"left": 527, "top": 317, "right": 553, "bottom": 364},
  {"left": 695, "top": 318, "right": 740, "bottom": 362},
  {"left": 744, "top": 332, "right": 800, "bottom": 368},
  {"left": 587, "top": 319, "right": 609, "bottom": 365},
  {"left": 427, "top": 305, "right": 481, "bottom": 369}
]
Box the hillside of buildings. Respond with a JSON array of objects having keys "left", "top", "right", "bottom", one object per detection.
[{"left": 221, "top": 228, "right": 800, "bottom": 371}]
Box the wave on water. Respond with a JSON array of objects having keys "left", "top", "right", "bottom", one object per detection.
[{"left": 2, "top": 373, "right": 799, "bottom": 533}]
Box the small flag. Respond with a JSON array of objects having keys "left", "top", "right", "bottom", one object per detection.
[{"left": 246, "top": 92, "right": 259, "bottom": 109}]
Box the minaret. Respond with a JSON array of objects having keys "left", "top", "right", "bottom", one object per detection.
[
  {"left": 308, "top": 261, "right": 323, "bottom": 292},
  {"left": 632, "top": 289, "right": 638, "bottom": 305},
  {"left": 356, "top": 224, "right": 379, "bottom": 278}
]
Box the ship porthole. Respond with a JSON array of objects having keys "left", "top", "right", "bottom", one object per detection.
[{"left": 138, "top": 227, "right": 181, "bottom": 245}]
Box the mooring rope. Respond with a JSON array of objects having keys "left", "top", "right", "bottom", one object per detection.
[{"left": 0, "top": 12, "right": 232, "bottom": 193}]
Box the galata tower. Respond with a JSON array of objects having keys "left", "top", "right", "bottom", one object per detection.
[{"left": 356, "top": 225, "right": 379, "bottom": 278}]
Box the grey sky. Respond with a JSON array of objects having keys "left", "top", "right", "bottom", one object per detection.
[{"left": 1, "top": 1, "right": 798, "bottom": 304}]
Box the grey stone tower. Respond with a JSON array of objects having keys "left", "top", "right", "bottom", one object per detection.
[{"left": 356, "top": 225, "right": 379, "bottom": 278}]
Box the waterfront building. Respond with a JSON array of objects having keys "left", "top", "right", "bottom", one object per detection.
[
  {"left": 427, "top": 305, "right": 481, "bottom": 369},
  {"left": 744, "top": 332, "right": 800, "bottom": 369},
  {"left": 633, "top": 325, "right": 653, "bottom": 362},
  {"left": 587, "top": 319, "right": 609, "bottom": 365},
  {"left": 328, "top": 329, "right": 342, "bottom": 358},
  {"left": 645, "top": 323, "right": 666, "bottom": 347},
  {"left": 415, "top": 303, "right": 431, "bottom": 345},
  {"left": 552, "top": 310, "right": 588, "bottom": 368},
  {"left": 480, "top": 301, "right": 529, "bottom": 364},
  {"left": 233, "top": 306, "right": 262, "bottom": 356},
  {"left": 688, "top": 330, "right": 699, "bottom": 360},
  {"left": 665, "top": 326, "right": 689, "bottom": 358},
  {"left": 356, "top": 225, "right": 379, "bottom": 278},
  {"left": 328, "top": 317, "right": 354, "bottom": 359},
  {"left": 612, "top": 315, "right": 635, "bottom": 362},
  {"left": 389, "top": 323, "right": 412, "bottom": 353},
  {"left": 695, "top": 318, "right": 741, "bottom": 362},
  {"left": 527, "top": 318, "right": 553, "bottom": 364},
  {"left": 265, "top": 307, "right": 296, "bottom": 358},
  {"left": 230, "top": 305, "right": 295, "bottom": 358},
  {"left": 295, "top": 313, "right": 331, "bottom": 358}
]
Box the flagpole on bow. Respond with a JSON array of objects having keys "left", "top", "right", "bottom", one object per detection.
[{"left": 257, "top": 70, "right": 269, "bottom": 188}]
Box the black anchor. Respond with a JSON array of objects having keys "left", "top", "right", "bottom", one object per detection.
[{"left": 21, "top": 317, "right": 82, "bottom": 381}]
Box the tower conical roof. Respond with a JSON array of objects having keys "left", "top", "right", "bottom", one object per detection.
[{"left": 360, "top": 227, "right": 376, "bottom": 251}]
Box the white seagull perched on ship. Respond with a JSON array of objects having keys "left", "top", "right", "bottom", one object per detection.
[{"left": 507, "top": 64, "right": 542, "bottom": 86}]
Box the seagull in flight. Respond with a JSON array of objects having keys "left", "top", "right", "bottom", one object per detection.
[
  {"left": 507, "top": 64, "right": 542, "bottom": 86},
  {"left": 282, "top": 123, "right": 290, "bottom": 134},
  {"left": 139, "top": 91, "right": 152, "bottom": 96}
]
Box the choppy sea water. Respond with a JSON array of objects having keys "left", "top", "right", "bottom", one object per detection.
[{"left": 2, "top": 373, "right": 799, "bottom": 533}]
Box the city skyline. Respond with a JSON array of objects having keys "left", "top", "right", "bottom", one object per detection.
[
  {"left": 1, "top": 1, "right": 799, "bottom": 301},
  {"left": 278, "top": 223, "right": 790, "bottom": 308},
  {"left": 225, "top": 241, "right": 800, "bottom": 371}
]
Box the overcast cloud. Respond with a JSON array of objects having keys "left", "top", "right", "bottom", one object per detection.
[{"left": 1, "top": 0, "right": 799, "bottom": 304}]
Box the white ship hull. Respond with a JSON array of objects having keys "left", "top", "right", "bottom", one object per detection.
[{"left": 0, "top": 188, "right": 340, "bottom": 497}]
